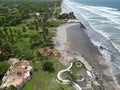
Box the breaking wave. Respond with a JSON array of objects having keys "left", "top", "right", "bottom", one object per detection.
[{"left": 62, "top": 0, "right": 120, "bottom": 88}]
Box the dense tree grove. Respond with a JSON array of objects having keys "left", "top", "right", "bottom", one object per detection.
[
  {"left": 0, "top": 0, "right": 62, "bottom": 85},
  {"left": 58, "top": 12, "right": 76, "bottom": 19},
  {"left": 0, "top": 0, "right": 73, "bottom": 90},
  {"left": 0, "top": 27, "right": 21, "bottom": 60},
  {"left": 0, "top": 0, "right": 61, "bottom": 60},
  {"left": 0, "top": 0, "right": 61, "bottom": 26}
]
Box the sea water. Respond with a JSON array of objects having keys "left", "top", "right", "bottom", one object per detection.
[{"left": 62, "top": 0, "right": 120, "bottom": 88}]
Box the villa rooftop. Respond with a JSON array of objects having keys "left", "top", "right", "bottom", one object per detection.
[{"left": 0, "top": 58, "right": 32, "bottom": 89}]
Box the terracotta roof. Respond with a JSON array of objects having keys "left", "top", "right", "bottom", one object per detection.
[
  {"left": 39, "top": 49, "right": 60, "bottom": 56},
  {"left": 38, "top": 28, "right": 43, "bottom": 33},
  {"left": 52, "top": 49, "right": 60, "bottom": 56}
]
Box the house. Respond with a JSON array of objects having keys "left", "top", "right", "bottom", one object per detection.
[
  {"left": 0, "top": 59, "right": 33, "bottom": 89},
  {"left": 34, "top": 12, "right": 40, "bottom": 17},
  {"left": 39, "top": 48, "right": 60, "bottom": 57},
  {"left": 51, "top": 49, "right": 60, "bottom": 56},
  {"left": 38, "top": 28, "right": 44, "bottom": 33}
]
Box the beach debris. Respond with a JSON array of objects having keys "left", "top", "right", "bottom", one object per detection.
[
  {"left": 100, "top": 46, "right": 104, "bottom": 50},
  {"left": 80, "top": 22, "right": 86, "bottom": 30}
]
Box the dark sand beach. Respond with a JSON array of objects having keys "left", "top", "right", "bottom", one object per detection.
[{"left": 66, "top": 24, "right": 120, "bottom": 90}]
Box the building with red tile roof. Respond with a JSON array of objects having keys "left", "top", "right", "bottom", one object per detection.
[{"left": 38, "top": 28, "right": 44, "bottom": 33}]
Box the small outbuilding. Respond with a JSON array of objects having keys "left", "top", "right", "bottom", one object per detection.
[{"left": 38, "top": 28, "right": 44, "bottom": 33}]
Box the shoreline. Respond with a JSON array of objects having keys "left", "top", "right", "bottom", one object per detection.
[
  {"left": 59, "top": 3, "right": 119, "bottom": 90},
  {"left": 55, "top": 22, "right": 118, "bottom": 90},
  {"left": 62, "top": 0, "right": 120, "bottom": 88},
  {"left": 66, "top": 24, "right": 118, "bottom": 90},
  {"left": 55, "top": 7, "right": 119, "bottom": 90}
]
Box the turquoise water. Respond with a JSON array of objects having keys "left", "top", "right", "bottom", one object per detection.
[{"left": 63, "top": 0, "right": 120, "bottom": 87}]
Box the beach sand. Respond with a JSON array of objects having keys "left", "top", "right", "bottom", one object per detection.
[
  {"left": 54, "top": 23, "right": 77, "bottom": 65},
  {"left": 54, "top": 6, "right": 120, "bottom": 90},
  {"left": 54, "top": 22, "right": 120, "bottom": 90},
  {"left": 66, "top": 24, "right": 120, "bottom": 90}
]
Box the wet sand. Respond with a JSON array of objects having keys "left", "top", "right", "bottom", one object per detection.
[{"left": 66, "top": 24, "right": 119, "bottom": 90}]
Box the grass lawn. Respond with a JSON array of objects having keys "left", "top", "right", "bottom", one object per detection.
[
  {"left": 22, "top": 56, "right": 74, "bottom": 90},
  {"left": 71, "top": 61, "right": 86, "bottom": 74},
  {"left": 93, "top": 85, "right": 97, "bottom": 90},
  {"left": 60, "top": 60, "right": 86, "bottom": 82}
]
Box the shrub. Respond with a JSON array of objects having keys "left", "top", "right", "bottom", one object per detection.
[
  {"left": 47, "top": 21, "right": 61, "bottom": 27},
  {"left": 0, "top": 62, "right": 9, "bottom": 76},
  {"left": 42, "top": 61, "right": 54, "bottom": 72},
  {"left": 3, "top": 85, "right": 17, "bottom": 90},
  {"left": 21, "top": 51, "right": 34, "bottom": 60}
]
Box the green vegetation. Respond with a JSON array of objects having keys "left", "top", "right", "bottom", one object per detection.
[
  {"left": 74, "top": 74, "right": 83, "bottom": 80},
  {"left": 75, "top": 61, "right": 82, "bottom": 67},
  {"left": 51, "top": 84, "right": 74, "bottom": 90},
  {"left": 3, "top": 85, "right": 17, "bottom": 90},
  {"left": 0, "top": 62, "right": 9, "bottom": 76},
  {"left": 47, "top": 20, "right": 63, "bottom": 27},
  {"left": 0, "top": 62, "right": 10, "bottom": 84},
  {"left": 22, "top": 56, "right": 74, "bottom": 90},
  {"left": 71, "top": 61, "right": 86, "bottom": 74},
  {"left": 0, "top": 0, "right": 60, "bottom": 60},
  {"left": 61, "top": 60, "right": 86, "bottom": 82},
  {"left": 0, "top": 0, "right": 75, "bottom": 90},
  {"left": 58, "top": 12, "right": 76, "bottom": 20},
  {"left": 42, "top": 61, "right": 54, "bottom": 72}
]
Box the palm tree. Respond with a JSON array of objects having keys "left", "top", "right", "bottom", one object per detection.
[
  {"left": 34, "top": 19, "right": 39, "bottom": 31},
  {"left": 0, "top": 28, "right": 4, "bottom": 38},
  {"left": 22, "top": 26, "right": 27, "bottom": 32}
]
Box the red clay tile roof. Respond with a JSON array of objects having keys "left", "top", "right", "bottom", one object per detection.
[{"left": 38, "top": 28, "right": 43, "bottom": 33}]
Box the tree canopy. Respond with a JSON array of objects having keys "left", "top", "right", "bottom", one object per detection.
[
  {"left": 42, "top": 61, "right": 54, "bottom": 72},
  {"left": 3, "top": 85, "right": 17, "bottom": 90}
]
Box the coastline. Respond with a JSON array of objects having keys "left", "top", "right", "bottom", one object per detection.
[
  {"left": 54, "top": 5, "right": 120, "bottom": 90},
  {"left": 55, "top": 22, "right": 119, "bottom": 90},
  {"left": 62, "top": 0, "right": 120, "bottom": 88},
  {"left": 66, "top": 24, "right": 119, "bottom": 90}
]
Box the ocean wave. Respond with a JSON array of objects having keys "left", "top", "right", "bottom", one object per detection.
[
  {"left": 63, "top": 0, "right": 120, "bottom": 87},
  {"left": 115, "top": 26, "right": 120, "bottom": 30},
  {"left": 76, "top": 5, "right": 120, "bottom": 25},
  {"left": 63, "top": 0, "right": 120, "bottom": 51}
]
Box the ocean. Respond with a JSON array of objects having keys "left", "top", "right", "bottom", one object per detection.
[{"left": 62, "top": 0, "right": 120, "bottom": 88}]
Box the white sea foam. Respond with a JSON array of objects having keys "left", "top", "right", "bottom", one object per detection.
[
  {"left": 115, "top": 26, "right": 120, "bottom": 30},
  {"left": 63, "top": 0, "right": 120, "bottom": 87},
  {"left": 78, "top": 6, "right": 120, "bottom": 25}
]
